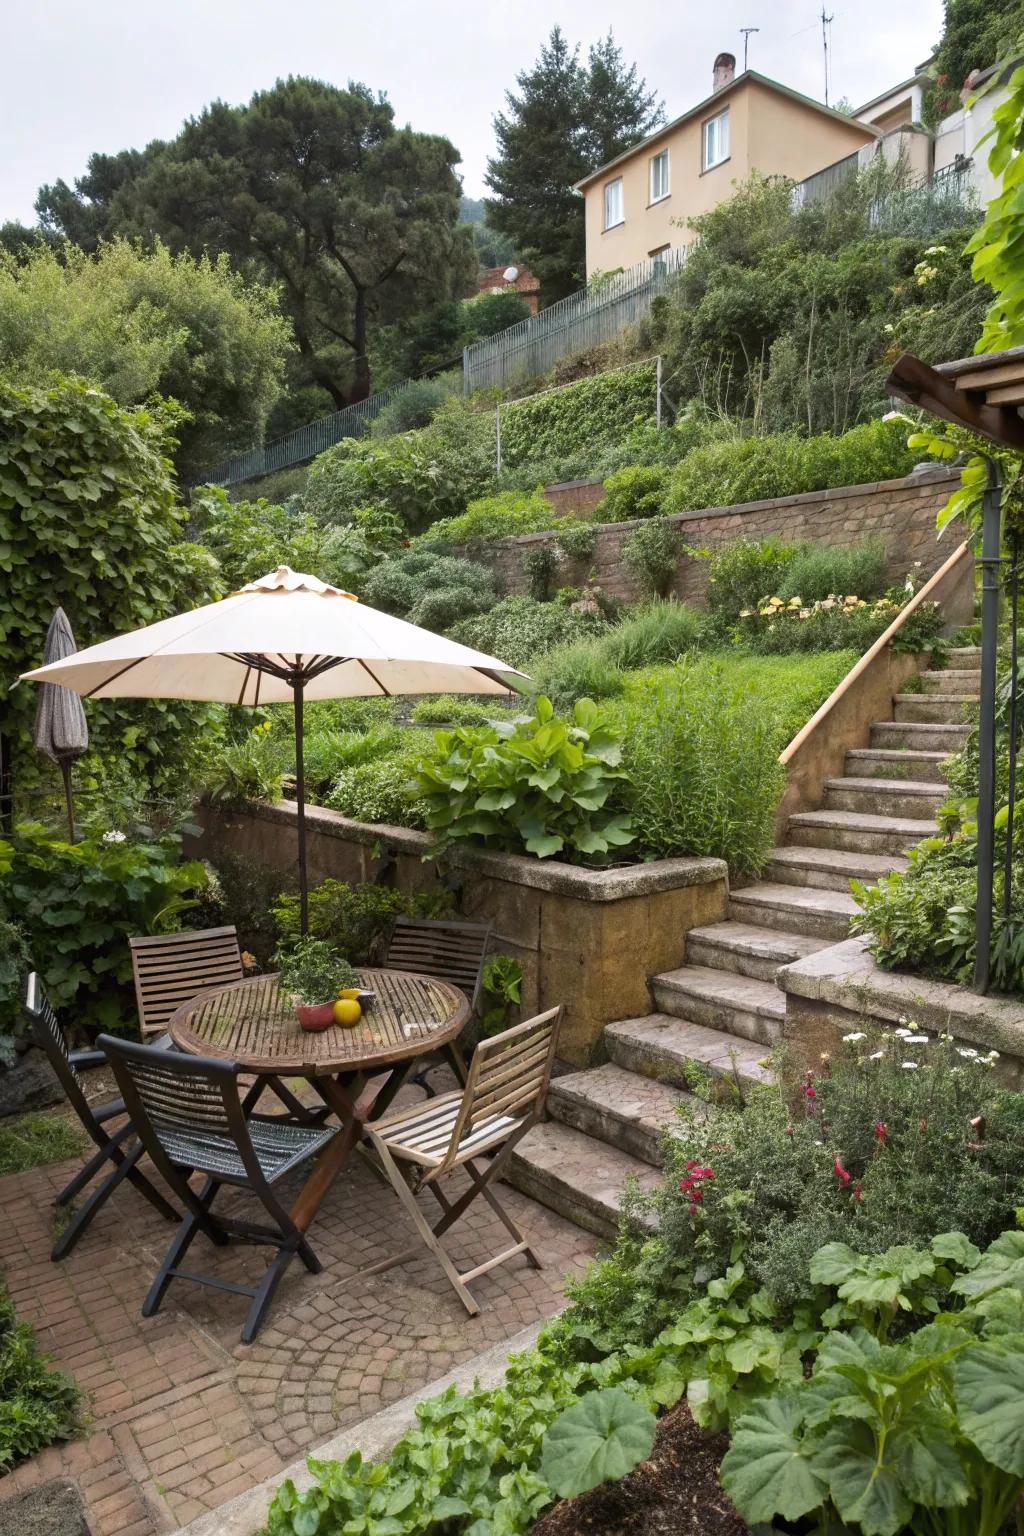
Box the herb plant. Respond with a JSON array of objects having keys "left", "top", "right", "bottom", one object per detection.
[{"left": 276, "top": 937, "right": 358, "bottom": 1004}]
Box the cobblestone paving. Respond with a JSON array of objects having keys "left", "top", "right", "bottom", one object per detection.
[{"left": 0, "top": 1100, "right": 597, "bottom": 1535}]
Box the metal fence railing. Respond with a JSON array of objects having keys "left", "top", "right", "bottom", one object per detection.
[
  {"left": 203, "top": 378, "right": 417, "bottom": 487},
  {"left": 462, "top": 250, "right": 687, "bottom": 394}
]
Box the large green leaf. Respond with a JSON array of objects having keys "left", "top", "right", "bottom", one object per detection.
[
  {"left": 890, "top": 1414, "right": 969, "bottom": 1509},
  {"left": 540, "top": 1387, "right": 656, "bottom": 1498},
  {"left": 951, "top": 1231, "right": 1024, "bottom": 1301},
  {"left": 954, "top": 1343, "right": 1024, "bottom": 1475},
  {"left": 719, "top": 1396, "right": 828, "bottom": 1524},
  {"left": 817, "top": 1419, "right": 914, "bottom": 1536}
]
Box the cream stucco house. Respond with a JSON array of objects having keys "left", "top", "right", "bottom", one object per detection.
[{"left": 575, "top": 54, "right": 878, "bottom": 277}]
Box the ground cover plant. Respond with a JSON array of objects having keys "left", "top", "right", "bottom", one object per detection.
[
  {"left": 0, "top": 1284, "right": 80, "bottom": 1472},
  {"left": 0, "top": 1111, "right": 86, "bottom": 1177}
]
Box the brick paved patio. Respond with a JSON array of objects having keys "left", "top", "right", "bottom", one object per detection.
[{"left": 0, "top": 1097, "right": 597, "bottom": 1536}]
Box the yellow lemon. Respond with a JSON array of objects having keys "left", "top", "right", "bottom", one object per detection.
[
  {"left": 337, "top": 986, "right": 361, "bottom": 1000},
  {"left": 333, "top": 998, "right": 362, "bottom": 1027}
]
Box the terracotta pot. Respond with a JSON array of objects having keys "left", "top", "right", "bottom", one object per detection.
[{"left": 294, "top": 1001, "right": 336, "bottom": 1032}]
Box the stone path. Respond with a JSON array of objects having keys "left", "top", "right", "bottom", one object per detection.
[{"left": 0, "top": 1130, "right": 596, "bottom": 1534}]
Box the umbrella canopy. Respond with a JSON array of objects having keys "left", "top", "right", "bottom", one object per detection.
[
  {"left": 21, "top": 566, "right": 524, "bottom": 703},
  {"left": 33, "top": 608, "right": 89, "bottom": 841},
  {"left": 21, "top": 567, "right": 528, "bottom": 928}
]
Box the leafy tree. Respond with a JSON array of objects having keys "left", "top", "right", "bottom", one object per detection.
[
  {"left": 459, "top": 195, "right": 519, "bottom": 267},
  {"left": 968, "top": 60, "right": 1024, "bottom": 350},
  {"left": 0, "top": 376, "right": 221, "bottom": 825},
  {"left": 485, "top": 28, "right": 662, "bottom": 300},
  {"left": 42, "top": 79, "right": 476, "bottom": 415},
  {"left": 35, "top": 144, "right": 164, "bottom": 251},
  {"left": 927, "top": 0, "right": 1024, "bottom": 124},
  {"left": 0, "top": 239, "right": 291, "bottom": 479}
]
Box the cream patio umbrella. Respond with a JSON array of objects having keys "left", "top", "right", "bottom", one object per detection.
[{"left": 21, "top": 567, "right": 527, "bottom": 931}]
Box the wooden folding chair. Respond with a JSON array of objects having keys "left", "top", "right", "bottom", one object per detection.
[
  {"left": 383, "top": 917, "right": 492, "bottom": 1096},
  {"left": 361, "top": 1006, "right": 561, "bottom": 1315},
  {"left": 98, "top": 1035, "right": 340, "bottom": 1344},
  {"left": 130, "top": 927, "right": 315, "bottom": 1122},
  {"left": 22, "top": 974, "right": 178, "bottom": 1260}
]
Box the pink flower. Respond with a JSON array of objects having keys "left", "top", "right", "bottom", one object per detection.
[
  {"left": 805, "top": 1084, "right": 817, "bottom": 1101},
  {"left": 834, "top": 1156, "right": 851, "bottom": 1188},
  {"left": 874, "top": 1121, "right": 887, "bottom": 1144}
]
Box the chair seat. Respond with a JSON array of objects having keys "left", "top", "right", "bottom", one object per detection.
[
  {"left": 372, "top": 1092, "right": 521, "bottom": 1167},
  {"left": 158, "top": 1117, "right": 336, "bottom": 1184}
]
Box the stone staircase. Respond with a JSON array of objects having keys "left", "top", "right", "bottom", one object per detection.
[{"left": 508, "top": 648, "right": 981, "bottom": 1238}]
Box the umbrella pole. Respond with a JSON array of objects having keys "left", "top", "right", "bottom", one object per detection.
[
  {"left": 293, "top": 676, "right": 309, "bottom": 936},
  {"left": 58, "top": 758, "right": 76, "bottom": 843}
]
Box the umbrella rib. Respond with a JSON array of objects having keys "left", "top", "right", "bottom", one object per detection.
[
  {"left": 83, "top": 655, "right": 150, "bottom": 700},
  {"left": 236, "top": 666, "right": 252, "bottom": 707},
  {"left": 355, "top": 659, "right": 390, "bottom": 696}
]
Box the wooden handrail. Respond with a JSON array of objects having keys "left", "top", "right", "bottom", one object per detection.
[{"left": 781, "top": 539, "right": 972, "bottom": 766}]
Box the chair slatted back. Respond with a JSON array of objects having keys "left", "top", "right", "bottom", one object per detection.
[
  {"left": 130, "top": 927, "right": 243, "bottom": 1036},
  {"left": 384, "top": 918, "right": 491, "bottom": 1005},
  {"left": 443, "top": 1007, "right": 561, "bottom": 1170},
  {"left": 23, "top": 973, "right": 100, "bottom": 1136}
]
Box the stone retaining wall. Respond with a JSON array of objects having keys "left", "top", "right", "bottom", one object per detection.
[
  {"left": 481, "top": 467, "right": 961, "bottom": 606},
  {"left": 191, "top": 802, "right": 729, "bottom": 1067}
]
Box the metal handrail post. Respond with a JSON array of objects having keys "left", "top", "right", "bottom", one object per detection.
[{"left": 974, "top": 459, "right": 1004, "bottom": 992}]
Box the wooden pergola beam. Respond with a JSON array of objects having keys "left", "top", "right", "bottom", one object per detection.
[{"left": 886, "top": 350, "right": 1024, "bottom": 451}]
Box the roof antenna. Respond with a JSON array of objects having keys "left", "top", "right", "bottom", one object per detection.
[
  {"left": 820, "top": 7, "right": 834, "bottom": 105},
  {"left": 740, "top": 27, "right": 759, "bottom": 72}
]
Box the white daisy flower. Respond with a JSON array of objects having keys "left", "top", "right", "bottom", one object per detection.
[
  {"left": 102, "top": 830, "right": 127, "bottom": 844},
  {"left": 957, "top": 1048, "right": 979, "bottom": 1059},
  {"left": 902, "top": 1062, "right": 919, "bottom": 1070},
  {"left": 869, "top": 1051, "right": 884, "bottom": 1060}
]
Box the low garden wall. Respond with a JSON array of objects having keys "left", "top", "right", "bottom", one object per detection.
[
  {"left": 779, "top": 937, "right": 1024, "bottom": 1086},
  {"left": 191, "top": 802, "right": 729, "bottom": 1067},
  {"left": 489, "top": 467, "right": 961, "bottom": 606}
]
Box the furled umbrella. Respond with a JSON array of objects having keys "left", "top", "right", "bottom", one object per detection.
[
  {"left": 21, "top": 567, "right": 527, "bottom": 930},
  {"left": 33, "top": 608, "right": 89, "bottom": 841}
]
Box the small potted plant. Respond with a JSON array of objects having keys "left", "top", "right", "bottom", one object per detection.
[{"left": 277, "top": 937, "right": 360, "bottom": 1031}]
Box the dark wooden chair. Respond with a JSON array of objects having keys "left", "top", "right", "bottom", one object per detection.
[
  {"left": 361, "top": 1007, "right": 562, "bottom": 1314},
  {"left": 98, "top": 1035, "right": 340, "bottom": 1344},
  {"left": 22, "top": 973, "right": 178, "bottom": 1260},
  {"left": 383, "top": 918, "right": 492, "bottom": 1096},
  {"left": 130, "top": 927, "right": 315, "bottom": 1122}
]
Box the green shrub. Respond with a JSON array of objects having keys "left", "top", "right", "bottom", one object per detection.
[
  {"left": 499, "top": 360, "right": 659, "bottom": 469},
  {"left": 197, "top": 852, "right": 294, "bottom": 966},
  {"left": 201, "top": 721, "right": 289, "bottom": 806},
  {"left": 449, "top": 596, "right": 609, "bottom": 671},
  {"left": 415, "top": 696, "right": 634, "bottom": 862},
  {"left": 0, "top": 1285, "right": 80, "bottom": 1471},
  {"left": 0, "top": 823, "right": 206, "bottom": 1034},
  {"left": 325, "top": 744, "right": 429, "bottom": 828},
  {"left": 0, "top": 375, "right": 223, "bottom": 814},
  {"left": 665, "top": 420, "right": 917, "bottom": 516},
  {"left": 776, "top": 538, "right": 888, "bottom": 603},
  {"left": 525, "top": 544, "right": 559, "bottom": 601},
  {"left": 622, "top": 519, "right": 687, "bottom": 597},
  {"left": 360, "top": 550, "right": 497, "bottom": 626},
  {"left": 528, "top": 641, "right": 626, "bottom": 710},
  {"left": 622, "top": 664, "right": 785, "bottom": 872},
  {"left": 704, "top": 536, "right": 798, "bottom": 625},
  {"left": 368, "top": 374, "right": 462, "bottom": 437},
  {"left": 191, "top": 485, "right": 373, "bottom": 591},
  {"left": 425, "top": 487, "right": 559, "bottom": 546},
  {"left": 739, "top": 594, "right": 944, "bottom": 656},
  {"left": 600, "top": 602, "right": 702, "bottom": 670},
  {"left": 301, "top": 725, "right": 405, "bottom": 786},
  {"left": 598, "top": 464, "right": 668, "bottom": 521},
  {"left": 556, "top": 522, "right": 598, "bottom": 563},
  {"left": 410, "top": 696, "right": 514, "bottom": 727}
]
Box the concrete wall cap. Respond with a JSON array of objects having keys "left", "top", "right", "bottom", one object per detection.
[{"left": 242, "top": 800, "right": 727, "bottom": 901}]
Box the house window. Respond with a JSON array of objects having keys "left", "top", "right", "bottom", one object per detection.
[
  {"left": 649, "top": 244, "right": 671, "bottom": 270},
  {"left": 650, "top": 149, "right": 670, "bottom": 203},
  {"left": 703, "top": 109, "right": 730, "bottom": 170},
  {"left": 603, "top": 177, "right": 624, "bottom": 229}
]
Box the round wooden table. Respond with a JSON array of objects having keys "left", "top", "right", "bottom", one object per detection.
[{"left": 167, "top": 967, "right": 471, "bottom": 1232}]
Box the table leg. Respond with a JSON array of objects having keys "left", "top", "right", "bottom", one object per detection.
[{"left": 288, "top": 1071, "right": 391, "bottom": 1234}]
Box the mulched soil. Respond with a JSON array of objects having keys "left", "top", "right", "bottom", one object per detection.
[{"left": 531, "top": 1404, "right": 749, "bottom": 1536}]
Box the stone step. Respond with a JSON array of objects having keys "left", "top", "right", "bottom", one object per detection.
[
  {"left": 684, "top": 920, "right": 831, "bottom": 983},
  {"left": 920, "top": 669, "right": 981, "bottom": 695},
  {"left": 823, "top": 775, "right": 946, "bottom": 819},
  {"left": 845, "top": 747, "right": 949, "bottom": 783},
  {"left": 506, "top": 1120, "right": 661, "bottom": 1239},
  {"left": 870, "top": 719, "right": 970, "bottom": 753},
  {"left": 729, "top": 881, "right": 858, "bottom": 941},
  {"left": 894, "top": 694, "right": 978, "bottom": 725},
  {"left": 605, "top": 1013, "right": 774, "bottom": 1095},
  {"left": 787, "top": 808, "right": 939, "bottom": 855},
  {"left": 547, "top": 1063, "right": 697, "bottom": 1166},
  {"left": 651, "top": 965, "right": 785, "bottom": 1046},
  {"left": 767, "top": 844, "right": 909, "bottom": 892},
  {"left": 946, "top": 647, "right": 981, "bottom": 666}
]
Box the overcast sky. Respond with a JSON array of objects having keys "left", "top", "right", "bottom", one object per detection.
[{"left": 3, "top": 0, "right": 944, "bottom": 225}]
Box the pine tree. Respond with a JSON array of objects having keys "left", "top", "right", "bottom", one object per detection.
[{"left": 485, "top": 28, "right": 663, "bottom": 302}]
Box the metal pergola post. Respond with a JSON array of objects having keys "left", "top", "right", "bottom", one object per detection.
[{"left": 974, "top": 460, "right": 1004, "bottom": 993}]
